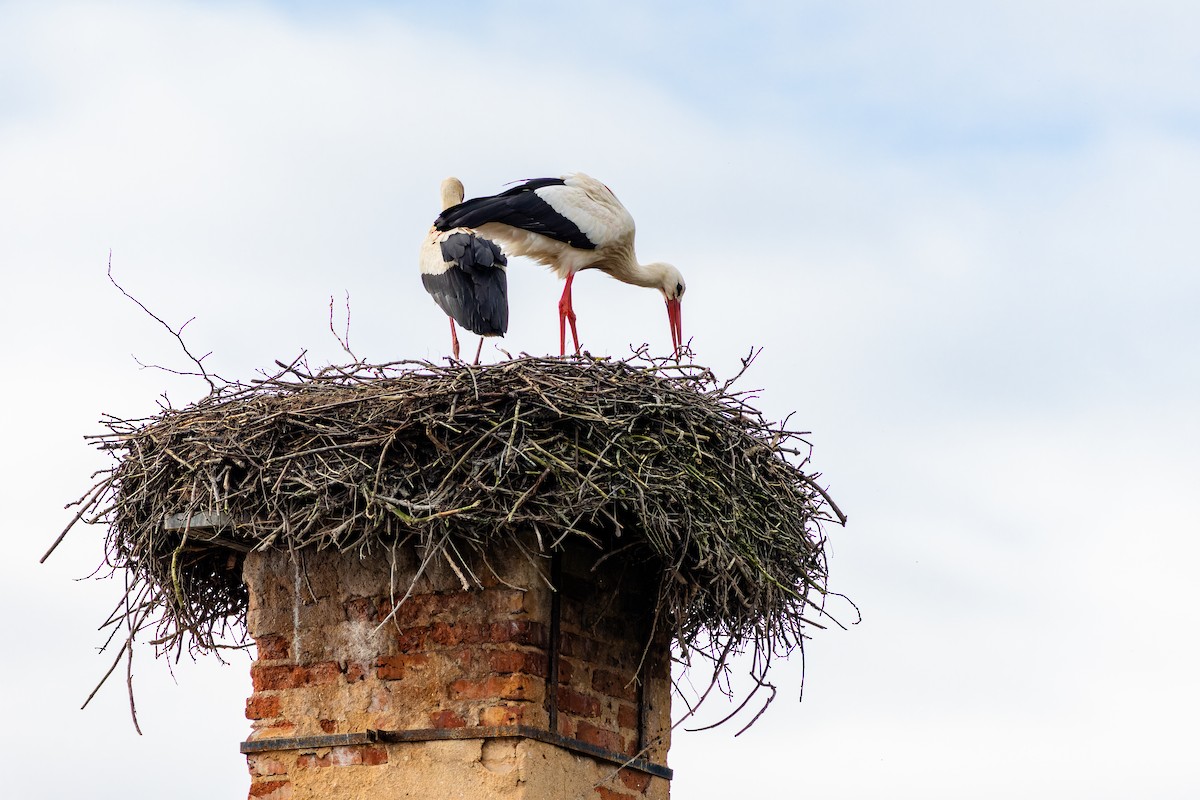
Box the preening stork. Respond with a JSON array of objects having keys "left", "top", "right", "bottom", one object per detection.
[
  {"left": 434, "top": 173, "right": 685, "bottom": 357},
  {"left": 419, "top": 177, "right": 509, "bottom": 363}
]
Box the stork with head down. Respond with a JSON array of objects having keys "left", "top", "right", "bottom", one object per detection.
[
  {"left": 419, "top": 177, "right": 509, "bottom": 363},
  {"left": 434, "top": 173, "right": 685, "bottom": 357}
]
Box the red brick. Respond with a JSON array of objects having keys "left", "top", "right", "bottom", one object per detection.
[
  {"left": 428, "top": 592, "right": 470, "bottom": 618},
  {"left": 480, "top": 704, "right": 526, "bottom": 726},
  {"left": 484, "top": 588, "right": 527, "bottom": 616},
  {"left": 327, "top": 746, "right": 364, "bottom": 767},
  {"left": 252, "top": 665, "right": 300, "bottom": 691},
  {"left": 487, "top": 649, "right": 526, "bottom": 674},
  {"left": 344, "top": 661, "right": 369, "bottom": 683},
  {"left": 430, "top": 621, "right": 489, "bottom": 647},
  {"left": 558, "top": 657, "right": 575, "bottom": 684},
  {"left": 490, "top": 620, "right": 546, "bottom": 646},
  {"left": 393, "top": 625, "right": 429, "bottom": 652},
  {"left": 494, "top": 674, "right": 542, "bottom": 702},
  {"left": 256, "top": 635, "right": 290, "bottom": 661},
  {"left": 299, "top": 661, "right": 342, "bottom": 686},
  {"left": 617, "top": 703, "right": 638, "bottom": 731},
  {"left": 297, "top": 746, "right": 368, "bottom": 769},
  {"left": 450, "top": 675, "right": 542, "bottom": 702},
  {"left": 249, "top": 779, "right": 292, "bottom": 799},
  {"left": 251, "top": 721, "right": 297, "bottom": 738},
  {"left": 375, "top": 596, "right": 396, "bottom": 621},
  {"left": 319, "top": 719, "right": 337, "bottom": 733},
  {"left": 562, "top": 631, "right": 625, "bottom": 668},
  {"left": 594, "top": 787, "right": 633, "bottom": 800},
  {"left": 450, "top": 647, "right": 475, "bottom": 671},
  {"left": 576, "top": 721, "right": 624, "bottom": 754},
  {"left": 592, "top": 669, "right": 638, "bottom": 702},
  {"left": 557, "top": 686, "right": 601, "bottom": 718},
  {"left": 378, "top": 595, "right": 425, "bottom": 626},
  {"left": 377, "top": 653, "right": 429, "bottom": 680},
  {"left": 246, "top": 755, "right": 287, "bottom": 777},
  {"left": 429, "top": 709, "right": 467, "bottom": 728},
  {"left": 361, "top": 746, "right": 388, "bottom": 766},
  {"left": 383, "top": 592, "right": 476, "bottom": 626},
  {"left": 246, "top": 694, "right": 281, "bottom": 720},
  {"left": 617, "top": 768, "right": 652, "bottom": 793},
  {"left": 488, "top": 649, "right": 547, "bottom": 677}
]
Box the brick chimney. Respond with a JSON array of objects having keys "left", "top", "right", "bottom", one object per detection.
[{"left": 241, "top": 537, "right": 672, "bottom": 799}]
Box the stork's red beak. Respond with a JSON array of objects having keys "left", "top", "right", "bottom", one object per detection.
[{"left": 666, "top": 298, "right": 683, "bottom": 358}]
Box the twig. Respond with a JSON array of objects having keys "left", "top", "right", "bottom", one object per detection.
[
  {"left": 107, "top": 253, "right": 220, "bottom": 393},
  {"left": 328, "top": 292, "right": 358, "bottom": 361}
]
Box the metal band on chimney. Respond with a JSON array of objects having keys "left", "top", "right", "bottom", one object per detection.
[{"left": 239, "top": 725, "right": 673, "bottom": 780}]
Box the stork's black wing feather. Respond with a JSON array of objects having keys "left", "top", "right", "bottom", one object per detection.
[
  {"left": 422, "top": 232, "right": 508, "bottom": 336},
  {"left": 434, "top": 178, "right": 596, "bottom": 250}
]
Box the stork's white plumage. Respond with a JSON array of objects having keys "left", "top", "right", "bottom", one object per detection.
[
  {"left": 419, "top": 178, "right": 508, "bottom": 363},
  {"left": 434, "top": 173, "right": 685, "bottom": 357}
]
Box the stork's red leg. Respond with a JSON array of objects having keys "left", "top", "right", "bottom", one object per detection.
[
  {"left": 557, "top": 274, "right": 571, "bottom": 356},
  {"left": 473, "top": 337, "right": 484, "bottom": 366},
  {"left": 557, "top": 273, "right": 580, "bottom": 356},
  {"left": 449, "top": 317, "right": 461, "bottom": 361},
  {"left": 567, "top": 303, "right": 580, "bottom": 355}
]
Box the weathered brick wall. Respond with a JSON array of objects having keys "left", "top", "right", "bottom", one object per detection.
[
  {"left": 242, "top": 537, "right": 671, "bottom": 800},
  {"left": 556, "top": 548, "right": 672, "bottom": 764}
]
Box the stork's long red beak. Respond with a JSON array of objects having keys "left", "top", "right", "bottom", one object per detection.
[{"left": 666, "top": 298, "right": 683, "bottom": 358}]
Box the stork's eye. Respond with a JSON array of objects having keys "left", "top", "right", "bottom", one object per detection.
[{"left": 675, "top": 283, "right": 683, "bottom": 296}]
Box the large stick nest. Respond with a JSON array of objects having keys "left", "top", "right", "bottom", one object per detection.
[{"left": 63, "top": 351, "right": 845, "bottom": 694}]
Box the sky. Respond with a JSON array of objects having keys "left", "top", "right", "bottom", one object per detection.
[{"left": 3, "top": 1, "right": 1198, "bottom": 797}]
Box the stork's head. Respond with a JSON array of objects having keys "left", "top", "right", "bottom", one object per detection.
[
  {"left": 649, "top": 262, "right": 685, "bottom": 357},
  {"left": 439, "top": 177, "right": 465, "bottom": 211}
]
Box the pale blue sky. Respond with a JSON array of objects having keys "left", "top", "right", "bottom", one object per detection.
[{"left": 3, "top": 2, "right": 1197, "bottom": 798}]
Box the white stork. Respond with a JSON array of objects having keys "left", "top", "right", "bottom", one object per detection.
[
  {"left": 419, "top": 177, "right": 509, "bottom": 363},
  {"left": 434, "top": 173, "right": 685, "bottom": 357}
]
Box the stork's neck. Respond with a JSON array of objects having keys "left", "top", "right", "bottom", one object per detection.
[{"left": 612, "top": 257, "right": 672, "bottom": 290}]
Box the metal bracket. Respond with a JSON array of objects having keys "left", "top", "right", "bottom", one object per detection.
[
  {"left": 546, "top": 550, "right": 563, "bottom": 733},
  {"left": 239, "top": 724, "right": 672, "bottom": 780}
]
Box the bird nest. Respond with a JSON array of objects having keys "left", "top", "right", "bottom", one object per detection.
[{"left": 57, "top": 350, "right": 846, "bottom": 713}]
